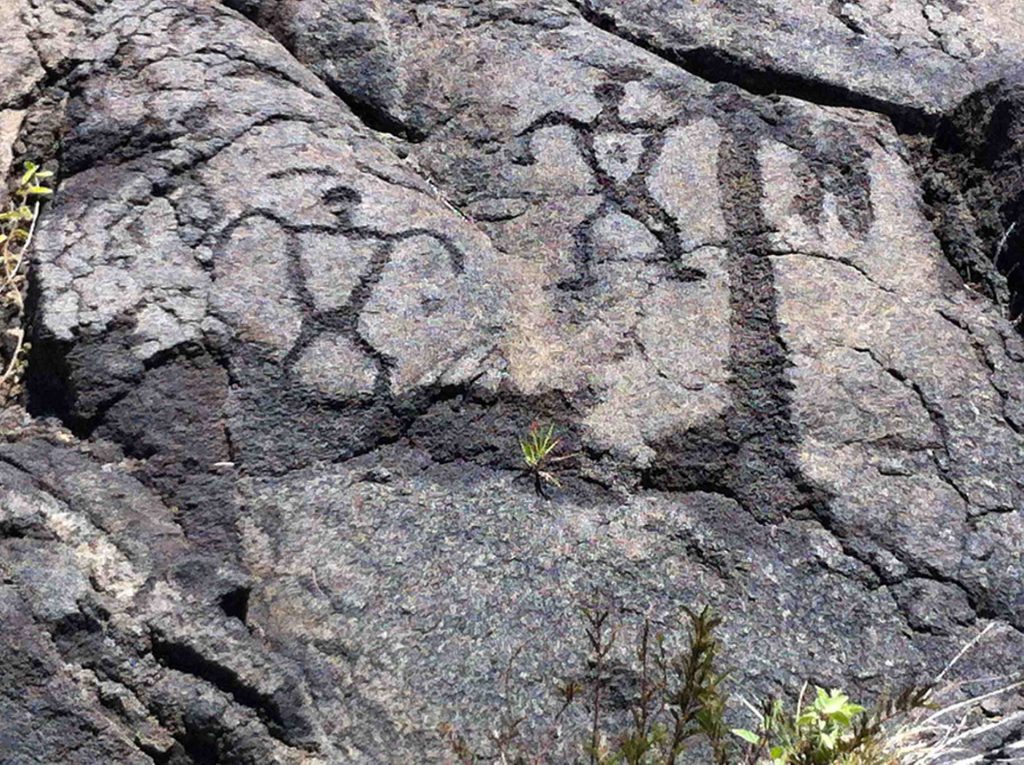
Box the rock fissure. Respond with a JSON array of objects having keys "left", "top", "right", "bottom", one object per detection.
[{"left": 567, "top": 0, "right": 933, "bottom": 133}]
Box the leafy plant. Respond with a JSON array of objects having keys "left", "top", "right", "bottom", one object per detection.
[
  {"left": 443, "top": 604, "right": 735, "bottom": 765},
  {"left": 581, "top": 606, "right": 617, "bottom": 763},
  {"left": 519, "top": 422, "right": 576, "bottom": 495},
  {"left": 734, "top": 686, "right": 869, "bottom": 764},
  {"left": 732, "top": 683, "right": 951, "bottom": 765},
  {"left": 2, "top": 160, "right": 53, "bottom": 401}
]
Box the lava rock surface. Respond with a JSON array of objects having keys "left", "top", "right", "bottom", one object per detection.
[{"left": 3, "top": 0, "right": 1024, "bottom": 762}]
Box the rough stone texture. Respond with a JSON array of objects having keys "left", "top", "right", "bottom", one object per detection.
[
  {"left": 919, "top": 67, "right": 1024, "bottom": 320},
  {"left": 0, "top": 2, "right": 45, "bottom": 111},
  {"left": 0, "top": 110, "right": 24, "bottom": 191},
  {"left": 3, "top": 0, "right": 1024, "bottom": 761},
  {"left": 0, "top": 434, "right": 334, "bottom": 763},
  {"left": 575, "top": 0, "right": 1024, "bottom": 122}
]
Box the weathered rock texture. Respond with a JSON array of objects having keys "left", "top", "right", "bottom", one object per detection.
[
  {"left": 3, "top": 0, "right": 1024, "bottom": 762},
  {"left": 574, "top": 0, "right": 1024, "bottom": 122}
]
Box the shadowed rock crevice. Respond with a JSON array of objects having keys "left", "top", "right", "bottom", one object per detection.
[
  {"left": 568, "top": 0, "right": 935, "bottom": 133},
  {"left": 0, "top": 436, "right": 333, "bottom": 764},
  {"left": 219, "top": 0, "right": 423, "bottom": 142},
  {"left": 917, "top": 71, "right": 1024, "bottom": 323},
  {"left": 149, "top": 633, "right": 308, "bottom": 748},
  {"left": 218, "top": 585, "right": 250, "bottom": 623}
]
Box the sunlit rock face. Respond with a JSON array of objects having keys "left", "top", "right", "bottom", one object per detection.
[
  {"left": 3, "top": 0, "right": 1024, "bottom": 761},
  {"left": 577, "top": 0, "right": 1024, "bottom": 120}
]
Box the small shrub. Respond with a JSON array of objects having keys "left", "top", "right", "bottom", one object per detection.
[
  {"left": 1, "top": 160, "right": 52, "bottom": 401},
  {"left": 733, "top": 685, "right": 913, "bottom": 765},
  {"left": 731, "top": 623, "right": 1024, "bottom": 765},
  {"left": 587, "top": 606, "right": 733, "bottom": 765},
  {"left": 442, "top": 606, "right": 735, "bottom": 764}
]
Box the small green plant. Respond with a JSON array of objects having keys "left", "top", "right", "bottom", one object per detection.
[
  {"left": 732, "top": 683, "right": 940, "bottom": 765},
  {"left": 520, "top": 422, "right": 576, "bottom": 495},
  {"left": 442, "top": 605, "right": 735, "bottom": 765},
  {"left": 589, "top": 606, "right": 733, "bottom": 765},
  {"left": 734, "top": 686, "right": 869, "bottom": 764},
  {"left": 1, "top": 160, "right": 52, "bottom": 401}
]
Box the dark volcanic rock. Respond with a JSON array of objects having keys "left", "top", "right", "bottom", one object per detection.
[
  {"left": 0, "top": 435, "right": 327, "bottom": 763},
  {"left": 573, "top": 0, "right": 1024, "bottom": 123},
  {"left": 921, "top": 67, "right": 1024, "bottom": 319},
  {"left": 2, "top": 0, "right": 1024, "bottom": 761}
]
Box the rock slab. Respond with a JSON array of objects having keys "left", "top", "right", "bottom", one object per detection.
[{"left": 2, "top": 0, "right": 1024, "bottom": 761}]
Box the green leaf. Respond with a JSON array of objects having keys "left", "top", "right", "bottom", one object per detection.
[
  {"left": 821, "top": 699, "right": 847, "bottom": 716},
  {"left": 731, "top": 728, "right": 760, "bottom": 745},
  {"left": 27, "top": 186, "right": 52, "bottom": 196},
  {"left": 796, "top": 711, "right": 817, "bottom": 727},
  {"left": 20, "top": 162, "right": 37, "bottom": 185},
  {"left": 828, "top": 706, "right": 863, "bottom": 727}
]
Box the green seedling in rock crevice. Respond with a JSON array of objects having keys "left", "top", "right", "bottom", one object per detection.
[
  {"left": 520, "top": 421, "right": 578, "bottom": 497},
  {"left": 1, "top": 161, "right": 53, "bottom": 402},
  {"left": 733, "top": 686, "right": 870, "bottom": 765}
]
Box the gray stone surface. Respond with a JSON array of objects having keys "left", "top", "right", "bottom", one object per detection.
[
  {"left": 0, "top": 435, "right": 332, "bottom": 764},
  {"left": 0, "top": 2, "right": 45, "bottom": 111},
  {"left": 3, "top": 0, "right": 1024, "bottom": 761},
  {"left": 0, "top": 110, "right": 24, "bottom": 192},
  {"left": 575, "top": 0, "right": 1024, "bottom": 121}
]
